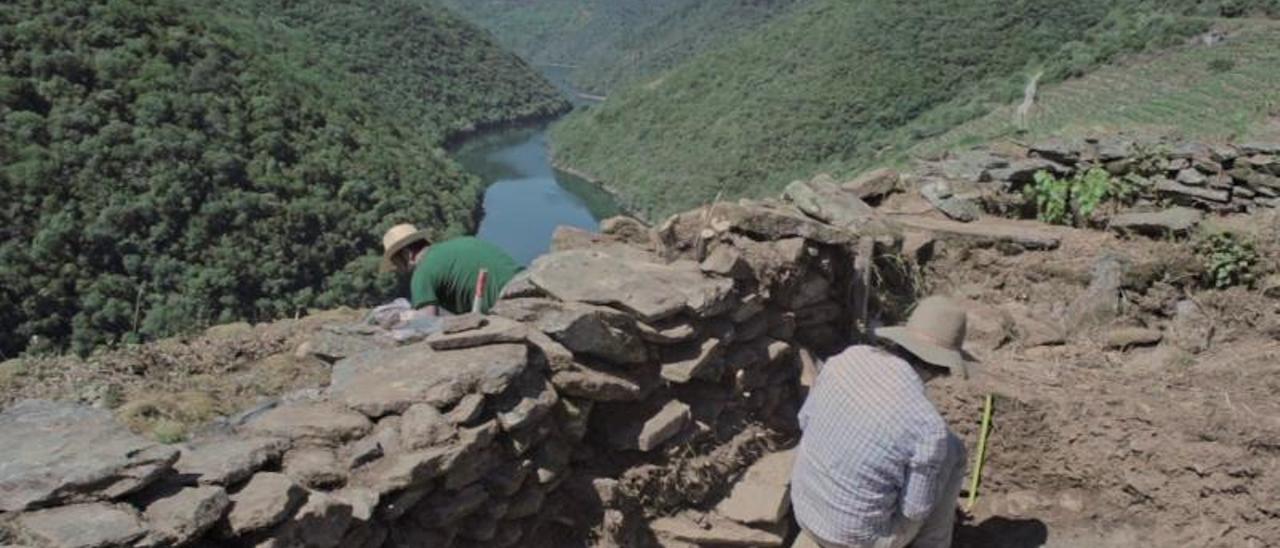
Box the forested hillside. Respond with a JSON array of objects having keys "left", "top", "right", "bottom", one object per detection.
[
  {"left": 438, "top": 0, "right": 803, "bottom": 93},
  {"left": 0, "top": 0, "right": 568, "bottom": 356},
  {"left": 551, "top": 0, "right": 1280, "bottom": 218}
]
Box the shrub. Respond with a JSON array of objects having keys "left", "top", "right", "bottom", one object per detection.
[
  {"left": 1208, "top": 58, "right": 1237, "bottom": 72},
  {"left": 1196, "top": 231, "right": 1259, "bottom": 289},
  {"left": 1025, "top": 168, "right": 1137, "bottom": 226}
]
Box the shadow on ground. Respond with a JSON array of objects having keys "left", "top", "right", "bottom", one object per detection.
[{"left": 955, "top": 516, "right": 1050, "bottom": 548}]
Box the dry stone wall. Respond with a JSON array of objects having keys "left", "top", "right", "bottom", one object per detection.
[{"left": 0, "top": 197, "right": 885, "bottom": 548}]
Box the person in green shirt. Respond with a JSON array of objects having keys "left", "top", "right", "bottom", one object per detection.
[{"left": 379, "top": 223, "right": 523, "bottom": 315}]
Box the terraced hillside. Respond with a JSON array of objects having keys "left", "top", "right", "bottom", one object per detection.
[{"left": 914, "top": 19, "right": 1280, "bottom": 157}]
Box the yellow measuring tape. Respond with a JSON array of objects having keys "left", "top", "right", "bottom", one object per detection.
[{"left": 966, "top": 394, "right": 995, "bottom": 512}]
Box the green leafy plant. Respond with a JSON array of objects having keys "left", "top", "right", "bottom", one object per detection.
[
  {"left": 1025, "top": 167, "right": 1135, "bottom": 226},
  {"left": 1196, "top": 231, "right": 1259, "bottom": 289}
]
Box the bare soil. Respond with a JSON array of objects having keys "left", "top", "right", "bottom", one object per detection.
[{"left": 917, "top": 215, "right": 1280, "bottom": 547}]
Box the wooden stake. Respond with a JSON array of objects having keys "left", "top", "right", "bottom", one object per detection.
[{"left": 966, "top": 394, "right": 996, "bottom": 512}]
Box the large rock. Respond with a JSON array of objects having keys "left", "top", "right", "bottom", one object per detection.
[
  {"left": 1030, "top": 137, "right": 1085, "bottom": 165},
  {"left": 491, "top": 298, "right": 647, "bottom": 364},
  {"left": 527, "top": 249, "right": 736, "bottom": 322},
  {"left": 333, "top": 343, "right": 528, "bottom": 418},
  {"left": 920, "top": 180, "right": 982, "bottom": 223},
  {"left": 0, "top": 400, "right": 179, "bottom": 512},
  {"left": 841, "top": 167, "right": 900, "bottom": 201},
  {"left": 302, "top": 327, "right": 392, "bottom": 363},
  {"left": 783, "top": 177, "right": 883, "bottom": 232},
  {"left": 987, "top": 158, "right": 1068, "bottom": 185},
  {"left": 492, "top": 371, "right": 559, "bottom": 432},
  {"left": 1110, "top": 207, "right": 1204, "bottom": 237},
  {"left": 244, "top": 403, "right": 372, "bottom": 447},
  {"left": 220, "top": 472, "right": 307, "bottom": 536},
  {"left": 174, "top": 436, "right": 289, "bottom": 487},
  {"left": 932, "top": 149, "right": 1009, "bottom": 181},
  {"left": 14, "top": 502, "right": 148, "bottom": 548},
  {"left": 136, "top": 485, "right": 230, "bottom": 547},
  {"left": 283, "top": 448, "right": 347, "bottom": 490},
  {"left": 651, "top": 511, "right": 784, "bottom": 547},
  {"left": 715, "top": 449, "right": 797, "bottom": 525},
  {"left": 258, "top": 491, "right": 353, "bottom": 548}
]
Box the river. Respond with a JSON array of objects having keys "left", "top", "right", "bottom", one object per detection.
[
  {"left": 457, "top": 124, "right": 619, "bottom": 265},
  {"left": 459, "top": 68, "right": 619, "bottom": 266}
]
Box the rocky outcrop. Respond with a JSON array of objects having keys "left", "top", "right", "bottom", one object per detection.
[{"left": 0, "top": 196, "right": 882, "bottom": 547}]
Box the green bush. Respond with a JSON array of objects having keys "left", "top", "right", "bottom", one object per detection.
[
  {"left": 1197, "top": 231, "right": 1259, "bottom": 289},
  {"left": 1025, "top": 168, "right": 1138, "bottom": 226}
]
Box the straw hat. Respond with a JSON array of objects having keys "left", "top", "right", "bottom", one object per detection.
[
  {"left": 379, "top": 223, "right": 432, "bottom": 273},
  {"left": 874, "top": 296, "right": 976, "bottom": 378}
]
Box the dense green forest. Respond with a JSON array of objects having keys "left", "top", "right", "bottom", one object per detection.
[
  {"left": 551, "top": 0, "right": 1280, "bottom": 219},
  {"left": 438, "top": 0, "right": 802, "bottom": 93},
  {"left": 0, "top": 0, "right": 568, "bottom": 356}
]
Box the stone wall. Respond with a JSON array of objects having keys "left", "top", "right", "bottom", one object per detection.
[
  {"left": 911, "top": 138, "right": 1280, "bottom": 218},
  {"left": 0, "top": 197, "right": 885, "bottom": 548}
]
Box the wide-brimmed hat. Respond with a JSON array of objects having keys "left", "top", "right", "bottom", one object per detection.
[
  {"left": 379, "top": 223, "right": 432, "bottom": 273},
  {"left": 874, "top": 296, "right": 977, "bottom": 378}
]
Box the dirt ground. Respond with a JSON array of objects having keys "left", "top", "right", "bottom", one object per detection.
[{"left": 914, "top": 216, "right": 1280, "bottom": 547}]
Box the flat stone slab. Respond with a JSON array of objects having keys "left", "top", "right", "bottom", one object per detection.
[
  {"left": 651, "top": 511, "right": 784, "bottom": 547},
  {"left": 425, "top": 316, "right": 528, "bottom": 351},
  {"left": 550, "top": 361, "right": 656, "bottom": 402},
  {"left": 784, "top": 177, "right": 882, "bottom": 232},
  {"left": 244, "top": 403, "right": 372, "bottom": 447},
  {"left": 0, "top": 400, "right": 179, "bottom": 512},
  {"left": 888, "top": 215, "right": 1061, "bottom": 250},
  {"left": 174, "top": 436, "right": 289, "bottom": 487},
  {"left": 528, "top": 249, "right": 736, "bottom": 322},
  {"left": 715, "top": 449, "right": 797, "bottom": 525},
  {"left": 491, "top": 298, "right": 647, "bottom": 365},
  {"left": 1105, "top": 327, "right": 1163, "bottom": 350},
  {"left": 220, "top": 472, "right": 307, "bottom": 536},
  {"left": 1110, "top": 207, "right": 1203, "bottom": 237},
  {"left": 333, "top": 343, "right": 528, "bottom": 418},
  {"left": 137, "top": 485, "right": 230, "bottom": 547},
  {"left": 14, "top": 502, "right": 147, "bottom": 548}
]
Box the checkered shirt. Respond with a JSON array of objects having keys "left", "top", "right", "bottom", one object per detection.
[{"left": 791, "top": 345, "right": 962, "bottom": 546}]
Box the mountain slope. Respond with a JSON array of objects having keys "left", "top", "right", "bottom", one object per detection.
[
  {"left": 550, "top": 0, "right": 1280, "bottom": 218},
  {"left": 438, "top": 0, "right": 803, "bottom": 93},
  {"left": 0, "top": 0, "right": 567, "bottom": 355}
]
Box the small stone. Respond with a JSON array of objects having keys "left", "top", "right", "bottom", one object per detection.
[
  {"left": 635, "top": 316, "right": 700, "bottom": 345},
  {"left": 220, "top": 472, "right": 307, "bottom": 536},
  {"left": 493, "top": 373, "right": 559, "bottom": 432},
  {"left": 1065, "top": 254, "right": 1128, "bottom": 334},
  {"left": 484, "top": 459, "right": 533, "bottom": 498},
  {"left": 921, "top": 179, "right": 981, "bottom": 222},
  {"left": 660, "top": 337, "right": 726, "bottom": 383},
  {"left": 1177, "top": 168, "right": 1208, "bottom": 186},
  {"left": 137, "top": 485, "right": 229, "bottom": 547},
  {"left": 283, "top": 448, "right": 347, "bottom": 490},
  {"left": 1105, "top": 327, "right": 1163, "bottom": 350},
  {"left": 504, "top": 483, "right": 546, "bottom": 520},
  {"left": 15, "top": 503, "right": 147, "bottom": 548},
  {"left": 596, "top": 399, "right": 692, "bottom": 452},
  {"left": 245, "top": 403, "right": 372, "bottom": 447},
  {"left": 400, "top": 403, "right": 457, "bottom": 450},
  {"left": 426, "top": 316, "right": 527, "bottom": 351},
  {"left": 701, "top": 245, "right": 752, "bottom": 279},
  {"left": 445, "top": 394, "right": 487, "bottom": 426}
]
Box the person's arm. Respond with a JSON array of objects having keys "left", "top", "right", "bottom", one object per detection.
[
  {"left": 410, "top": 259, "right": 442, "bottom": 312},
  {"left": 900, "top": 421, "right": 952, "bottom": 521}
]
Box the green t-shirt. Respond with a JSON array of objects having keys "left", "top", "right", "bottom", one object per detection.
[{"left": 410, "top": 237, "right": 522, "bottom": 314}]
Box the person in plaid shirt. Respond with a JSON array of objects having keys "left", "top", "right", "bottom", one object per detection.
[{"left": 791, "top": 296, "right": 975, "bottom": 548}]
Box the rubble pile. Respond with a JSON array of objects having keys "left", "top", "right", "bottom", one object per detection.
[{"left": 1, "top": 195, "right": 889, "bottom": 547}]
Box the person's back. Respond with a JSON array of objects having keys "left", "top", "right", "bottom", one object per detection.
[
  {"left": 410, "top": 236, "right": 521, "bottom": 314},
  {"left": 791, "top": 345, "right": 963, "bottom": 548}
]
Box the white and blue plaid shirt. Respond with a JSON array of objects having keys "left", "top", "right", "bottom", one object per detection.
[{"left": 791, "top": 345, "right": 963, "bottom": 546}]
